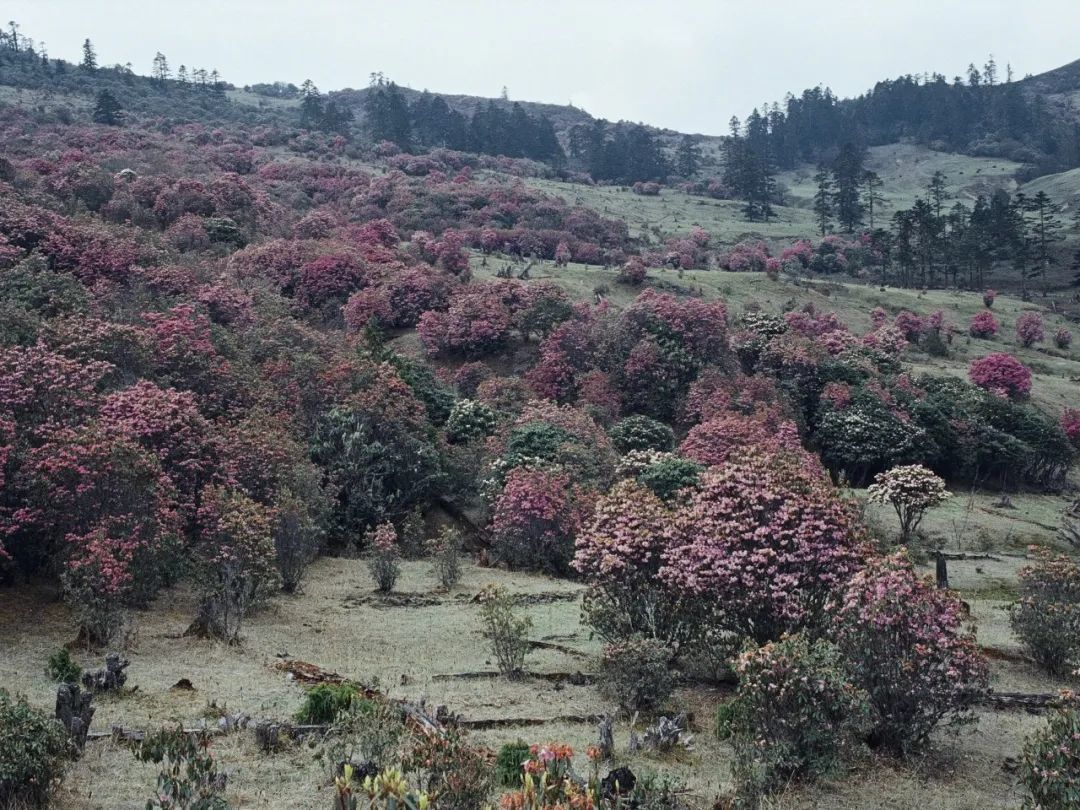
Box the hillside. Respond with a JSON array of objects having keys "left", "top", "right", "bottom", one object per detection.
[{"left": 3, "top": 19, "right": 1080, "bottom": 810}]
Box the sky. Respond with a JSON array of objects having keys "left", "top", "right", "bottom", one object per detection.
[{"left": 8, "top": 1, "right": 1080, "bottom": 135}]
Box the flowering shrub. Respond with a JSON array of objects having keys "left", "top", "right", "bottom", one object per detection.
[
  {"left": 1055, "top": 327, "right": 1073, "bottom": 350},
  {"left": 1010, "top": 547, "right": 1080, "bottom": 675},
  {"left": 729, "top": 634, "right": 870, "bottom": 798},
  {"left": 721, "top": 241, "right": 770, "bottom": 273},
  {"left": 0, "top": 688, "right": 73, "bottom": 808},
  {"left": 616, "top": 257, "right": 648, "bottom": 285},
  {"left": 678, "top": 413, "right": 801, "bottom": 468},
  {"left": 983, "top": 289, "right": 996, "bottom": 308},
  {"left": 192, "top": 486, "right": 279, "bottom": 642},
  {"left": 1063, "top": 409, "right": 1080, "bottom": 448},
  {"left": 574, "top": 481, "right": 708, "bottom": 653},
  {"left": 893, "top": 310, "right": 925, "bottom": 342},
  {"left": 490, "top": 468, "right": 590, "bottom": 575},
  {"left": 832, "top": 552, "right": 989, "bottom": 755},
  {"left": 1019, "top": 692, "right": 1080, "bottom": 809},
  {"left": 445, "top": 399, "right": 497, "bottom": 443},
  {"left": 402, "top": 727, "right": 492, "bottom": 810},
  {"left": 968, "top": 310, "right": 999, "bottom": 338},
  {"left": 367, "top": 522, "right": 400, "bottom": 593},
  {"left": 969, "top": 353, "right": 1032, "bottom": 399},
  {"left": 61, "top": 525, "right": 138, "bottom": 646},
  {"left": 662, "top": 450, "right": 868, "bottom": 643},
  {"left": 1016, "top": 312, "right": 1045, "bottom": 348},
  {"left": 866, "top": 464, "right": 950, "bottom": 543},
  {"left": 498, "top": 744, "right": 594, "bottom": 810},
  {"left": 608, "top": 415, "right": 674, "bottom": 454},
  {"left": 598, "top": 636, "right": 675, "bottom": 714},
  {"left": 427, "top": 527, "right": 463, "bottom": 589}
]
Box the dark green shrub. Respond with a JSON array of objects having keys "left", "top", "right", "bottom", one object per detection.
[
  {"left": 127, "top": 725, "right": 227, "bottom": 809},
  {"left": 598, "top": 636, "right": 675, "bottom": 714},
  {"left": 609, "top": 415, "right": 675, "bottom": 454},
  {"left": 45, "top": 649, "right": 81, "bottom": 684},
  {"left": 494, "top": 740, "right": 531, "bottom": 786},
  {"left": 392, "top": 355, "right": 455, "bottom": 426},
  {"left": 636, "top": 457, "right": 703, "bottom": 501},
  {"left": 0, "top": 689, "right": 73, "bottom": 808},
  {"left": 504, "top": 422, "right": 569, "bottom": 465},
  {"left": 714, "top": 701, "right": 735, "bottom": 740},
  {"left": 296, "top": 683, "right": 361, "bottom": 724}
]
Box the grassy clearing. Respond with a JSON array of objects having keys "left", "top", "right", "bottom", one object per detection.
[{"left": 2, "top": 536, "right": 1073, "bottom": 809}]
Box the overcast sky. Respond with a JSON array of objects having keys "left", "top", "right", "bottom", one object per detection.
[{"left": 8, "top": 1, "right": 1080, "bottom": 134}]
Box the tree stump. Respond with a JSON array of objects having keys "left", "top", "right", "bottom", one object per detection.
[
  {"left": 597, "top": 714, "right": 614, "bottom": 761},
  {"left": 55, "top": 683, "right": 94, "bottom": 752},
  {"left": 82, "top": 653, "right": 129, "bottom": 692},
  {"left": 935, "top": 551, "right": 949, "bottom": 589}
]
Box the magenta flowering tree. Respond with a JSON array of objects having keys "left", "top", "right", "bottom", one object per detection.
[
  {"left": 1054, "top": 327, "right": 1073, "bottom": 350},
  {"left": 893, "top": 310, "right": 925, "bottom": 342},
  {"left": 574, "top": 480, "right": 707, "bottom": 651},
  {"left": 969, "top": 353, "right": 1032, "bottom": 399},
  {"left": 832, "top": 552, "right": 989, "bottom": 755},
  {"left": 99, "top": 381, "right": 223, "bottom": 528},
  {"left": 660, "top": 450, "right": 868, "bottom": 643},
  {"left": 1016, "top": 311, "right": 1045, "bottom": 348},
  {"left": 982, "top": 289, "right": 996, "bottom": 308},
  {"left": 1062, "top": 409, "right": 1080, "bottom": 449},
  {"left": 968, "top": 311, "right": 999, "bottom": 338},
  {"left": 678, "top": 413, "right": 801, "bottom": 468},
  {"left": 616, "top": 256, "right": 648, "bottom": 285},
  {"left": 490, "top": 467, "right": 591, "bottom": 575}
]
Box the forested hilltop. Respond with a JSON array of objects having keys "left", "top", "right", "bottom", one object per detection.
[{"left": 1, "top": 20, "right": 1080, "bottom": 810}]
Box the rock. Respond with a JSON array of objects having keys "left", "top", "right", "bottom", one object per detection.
[{"left": 600, "top": 766, "right": 636, "bottom": 799}]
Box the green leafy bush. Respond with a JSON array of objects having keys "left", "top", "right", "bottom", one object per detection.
[
  {"left": 0, "top": 689, "right": 73, "bottom": 808},
  {"left": 296, "top": 683, "right": 361, "bottom": 724},
  {"left": 1011, "top": 548, "right": 1080, "bottom": 675},
  {"left": 477, "top": 585, "right": 532, "bottom": 678},
  {"left": 598, "top": 636, "right": 675, "bottom": 714},
  {"left": 128, "top": 725, "right": 227, "bottom": 809},
  {"left": 729, "top": 634, "right": 870, "bottom": 799},
  {"left": 1019, "top": 695, "right": 1080, "bottom": 809},
  {"left": 636, "top": 457, "right": 703, "bottom": 501},
  {"left": 45, "top": 649, "right": 81, "bottom": 684},
  {"left": 494, "top": 740, "right": 531, "bottom": 787}
]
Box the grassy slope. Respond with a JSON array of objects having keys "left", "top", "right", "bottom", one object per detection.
[{"left": 475, "top": 256, "right": 1080, "bottom": 415}]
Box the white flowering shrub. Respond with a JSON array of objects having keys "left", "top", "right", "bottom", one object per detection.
[
  {"left": 445, "top": 399, "right": 497, "bottom": 443},
  {"left": 867, "top": 464, "right": 950, "bottom": 543}
]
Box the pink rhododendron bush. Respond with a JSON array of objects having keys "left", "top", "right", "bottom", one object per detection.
[
  {"left": 968, "top": 352, "right": 1032, "bottom": 399},
  {"left": 968, "top": 310, "right": 999, "bottom": 338},
  {"left": 1010, "top": 548, "right": 1080, "bottom": 675},
  {"left": 832, "top": 553, "right": 989, "bottom": 755},
  {"left": 728, "top": 633, "right": 871, "bottom": 797},
  {"left": 660, "top": 450, "right": 867, "bottom": 644},
  {"left": 1015, "top": 311, "right": 1045, "bottom": 348}
]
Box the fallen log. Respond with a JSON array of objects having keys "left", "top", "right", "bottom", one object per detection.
[
  {"left": 460, "top": 713, "right": 606, "bottom": 730},
  {"left": 528, "top": 640, "right": 589, "bottom": 658},
  {"left": 432, "top": 670, "right": 595, "bottom": 685},
  {"left": 981, "top": 691, "right": 1058, "bottom": 711}
]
